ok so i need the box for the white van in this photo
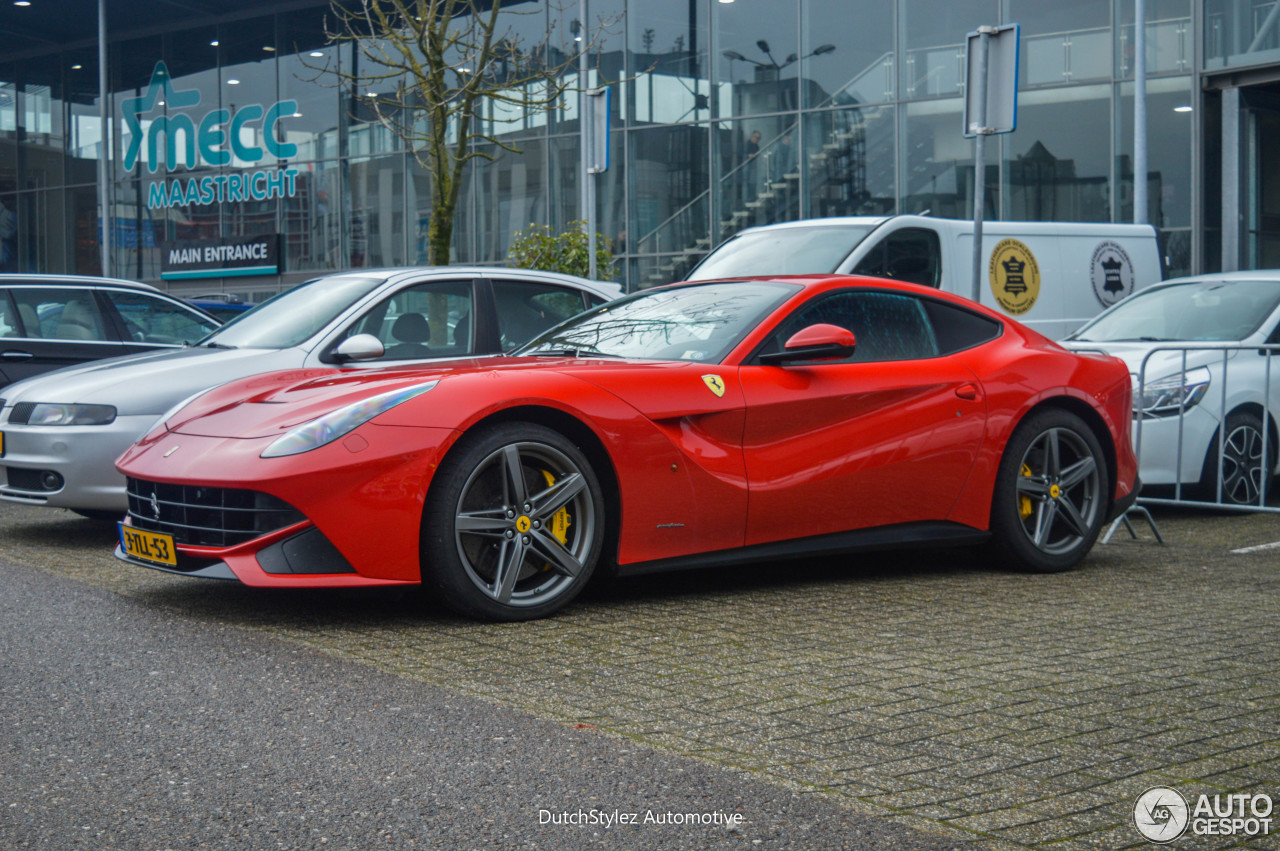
[686,215,1162,340]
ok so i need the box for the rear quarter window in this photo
[922,299,1002,355]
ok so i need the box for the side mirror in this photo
[758,323,856,366]
[330,333,386,363]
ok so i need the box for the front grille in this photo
[9,402,35,425]
[125,476,306,548]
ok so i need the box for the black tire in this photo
[422,422,605,621]
[1199,411,1272,507]
[987,409,1109,573]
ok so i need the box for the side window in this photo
[347,280,473,360]
[852,228,942,288]
[0,290,18,337]
[9,288,110,342]
[492,281,589,350]
[921,298,1002,354]
[760,291,940,363]
[103,291,220,345]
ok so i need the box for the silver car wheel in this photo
[1014,426,1103,556]
[452,439,599,609]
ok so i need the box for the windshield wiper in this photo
[200,341,237,349]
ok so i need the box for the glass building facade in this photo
[0,0,1274,298]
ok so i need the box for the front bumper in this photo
[1132,408,1218,486]
[0,415,155,511]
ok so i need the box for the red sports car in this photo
[116,276,1139,621]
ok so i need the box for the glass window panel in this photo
[346,279,473,358]
[903,99,993,218]
[805,105,896,218]
[348,154,407,267]
[278,17,341,163]
[103,290,219,344]
[901,0,995,99]
[803,0,892,108]
[1004,85,1111,222]
[1118,77,1192,230]
[1205,0,1280,69]
[629,121,709,286]
[11,286,107,341]
[629,0,710,126]
[717,2,798,118]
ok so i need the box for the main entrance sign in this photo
[123,62,300,210]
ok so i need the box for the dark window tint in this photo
[10,288,110,342]
[852,228,943,288]
[493,281,590,351]
[762,291,940,363]
[921,299,1002,354]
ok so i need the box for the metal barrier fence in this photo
[1132,343,1280,513]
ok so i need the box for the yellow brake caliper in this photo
[539,470,572,569]
[1019,464,1035,519]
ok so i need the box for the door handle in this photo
[955,383,979,400]
[0,350,33,361]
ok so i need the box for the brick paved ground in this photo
[2,501,1278,850]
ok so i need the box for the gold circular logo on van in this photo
[989,238,1040,316]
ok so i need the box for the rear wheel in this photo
[988,409,1108,573]
[1199,411,1272,506]
[422,422,604,621]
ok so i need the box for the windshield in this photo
[1072,279,1280,343]
[200,275,386,348]
[518,281,798,363]
[687,224,875,280]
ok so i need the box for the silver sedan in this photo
[0,267,621,518]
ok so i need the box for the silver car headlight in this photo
[1135,366,1211,417]
[25,403,117,426]
[261,380,439,458]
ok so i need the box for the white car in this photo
[0,267,621,519]
[1063,271,1280,506]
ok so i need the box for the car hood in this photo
[2,346,304,416]
[165,355,701,439]
[1061,341,1236,380]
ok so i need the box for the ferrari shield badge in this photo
[702,374,726,397]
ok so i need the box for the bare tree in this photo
[321,0,595,266]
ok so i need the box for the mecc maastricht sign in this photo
[123,61,300,210]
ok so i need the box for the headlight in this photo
[25,403,117,426]
[1135,366,1210,417]
[261,380,439,458]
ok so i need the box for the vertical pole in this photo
[1133,0,1148,224]
[97,0,110,277]
[1222,85,1240,272]
[579,0,598,279]
[969,28,990,304]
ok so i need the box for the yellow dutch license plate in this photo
[119,524,177,567]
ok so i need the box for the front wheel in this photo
[1199,411,1272,507]
[422,422,605,621]
[988,409,1109,573]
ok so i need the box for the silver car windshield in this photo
[200,275,387,348]
[1073,279,1280,343]
[687,225,874,280]
[518,281,798,363]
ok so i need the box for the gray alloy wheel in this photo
[1205,411,1271,506]
[424,422,604,620]
[989,409,1108,573]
